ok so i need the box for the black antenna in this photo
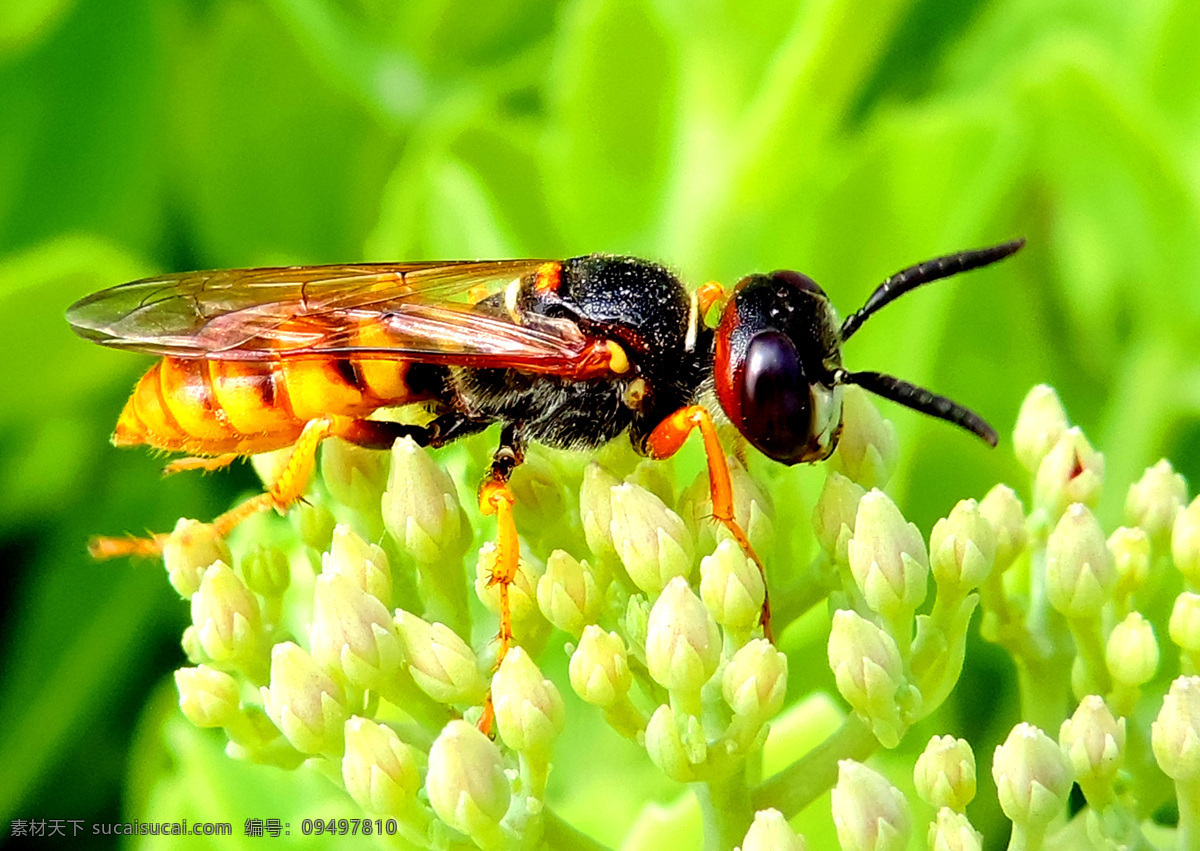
[840,238,1025,342]
[838,370,999,446]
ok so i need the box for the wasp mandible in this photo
[68,240,1022,657]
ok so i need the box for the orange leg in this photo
[646,405,772,641]
[162,453,239,476]
[88,418,334,560]
[476,481,521,736]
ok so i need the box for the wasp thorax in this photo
[713,271,843,465]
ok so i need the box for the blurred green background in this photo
[2,0,1199,847]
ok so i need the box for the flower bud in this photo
[1013,385,1069,474]
[700,539,766,635]
[827,609,916,748]
[297,501,336,553]
[722,638,788,724]
[978,484,1026,574]
[260,642,349,757]
[580,462,621,561]
[1059,695,1125,791]
[930,499,996,593]
[241,544,290,599]
[645,704,705,782]
[991,722,1073,829]
[1046,504,1115,619]
[381,436,469,565]
[309,572,403,689]
[1107,526,1150,606]
[394,610,487,705]
[680,456,775,556]
[569,626,632,707]
[646,577,720,696]
[1126,459,1187,547]
[831,386,899,490]
[846,490,929,622]
[536,549,602,636]
[914,735,976,812]
[190,561,264,667]
[1169,592,1200,654]
[831,760,911,851]
[509,451,569,544]
[342,717,423,816]
[813,472,866,563]
[492,647,565,760]
[1151,676,1200,781]
[426,720,510,845]
[163,519,231,597]
[927,808,982,851]
[474,541,543,626]
[609,482,694,594]
[321,436,389,519]
[1033,428,1104,519]
[739,808,806,851]
[1174,495,1200,586]
[324,524,392,606]
[1106,611,1159,687]
[175,664,241,728]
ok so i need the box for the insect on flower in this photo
[67,241,1022,662]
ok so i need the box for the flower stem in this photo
[696,766,752,851]
[751,713,877,816]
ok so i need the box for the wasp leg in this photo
[476,423,526,735]
[646,405,772,641]
[162,453,240,476]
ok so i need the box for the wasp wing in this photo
[67,261,593,373]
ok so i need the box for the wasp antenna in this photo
[840,370,998,446]
[840,238,1025,342]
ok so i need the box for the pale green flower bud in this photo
[1173,495,1200,586]
[324,524,392,606]
[991,722,1073,829]
[738,808,806,851]
[610,482,694,594]
[297,502,337,553]
[722,638,788,724]
[241,544,290,599]
[1046,504,1115,619]
[425,720,511,846]
[394,610,487,705]
[536,549,602,636]
[1034,428,1104,519]
[646,577,721,696]
[175,664,241,728]
[978,484,1026,574]
[1106,611,1159,687]
[1013,384,1069,474]
[580,462,621,561]
[190,561,264,667]
[163,519,232,598]
[250,446,290,489]
[569,626,632,707]
[927,808,983,851]
[700,538,765,635]
[831,759,911,851]
[930,499,996,593]
[341,717,423,817]
[623,594,651,658]
[1059,695,1125,792]
[1126,459,1187,547]
[492,647,565,757]
[812,472,866,563]
[321,436,389,519]
[381,436,469,565]
[832,385,899,490]
[1108,526,1150,605]
[914,735,976,811]
[474,541,543,626]
[509,451,568,540]
[846,490,929,622]
[827,609,916,748]
[260,641,349,756]
[1151,676,1200,781]
[309,572,403,689]
[1170,592,1200,654]
[645,704,705,782]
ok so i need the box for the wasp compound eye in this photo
[769,269,823,296]
[738,330,813,464]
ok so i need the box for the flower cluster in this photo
[162,384,1200,850]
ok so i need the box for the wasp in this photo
[68,240,1022,657]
